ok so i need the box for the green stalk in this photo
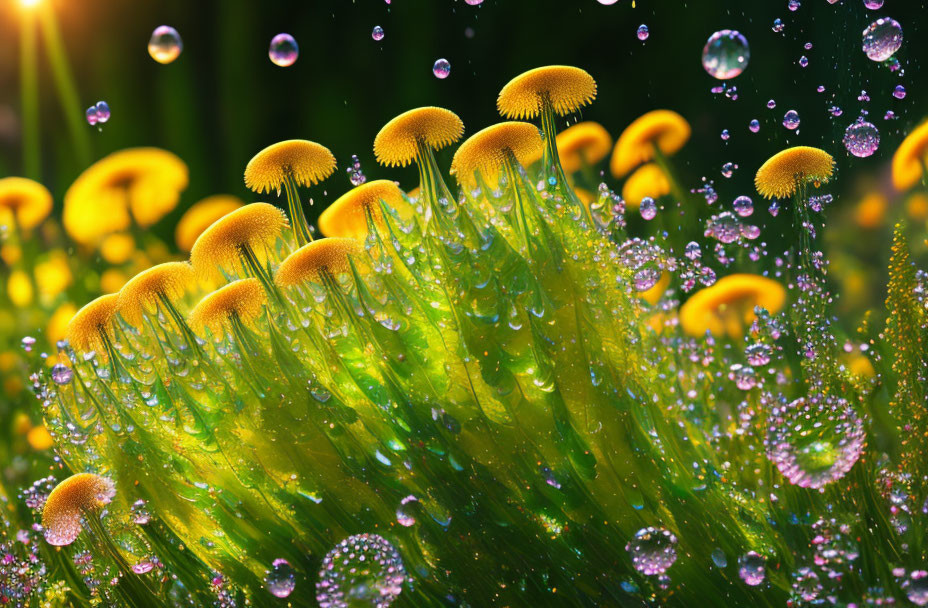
[283,172,313,246]
[20,8,40,179]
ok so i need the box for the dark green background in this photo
[0,0,925,238]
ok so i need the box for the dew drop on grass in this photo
[269,33,299,67]
[316,534,406,608]
[626,527,678,576]
[266,558,296,598]
[148,26,182,64]
[738,552,766,586]
[702,30,750,79]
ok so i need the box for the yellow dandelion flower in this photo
[853,193,888,229]
[66,293,120,353]
[64,148,188,244]
[374,107,464,168]
[189,278,267,334]
[0,177,52,230]
[35,251,73,299]
[244,140,337,194]
[117,262,196,325]
[99,233,136,265]
[7,270,33,307]
[27,425,54,450]
[555,122,612,173]
[680,274,786,340]
[42,473,115,546]
[189,203,288,279]
[621,163,671,211]
[47,303,77,346]
[450,122,543,189]
[318,180,407,239]
[754,146,835,200]
[276,238,364,286]
[175,195,244,252]
[497,66,597,119]
[892,122,928,191]
[611,110,691,178]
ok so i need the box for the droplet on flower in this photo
[316,534,406,608]
[862,18,902,62]
[782,110,800,130]
[702,30,750,80]
[432,58,451,79]
[372,26,385,41]
[266,559,296,598]
[637,25,649,41]
[843,119,880,158]
[626,527,678,576]
[148,26,182,64]
[269,33,299,67]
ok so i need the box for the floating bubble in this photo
[637,25,649,41]
[316,534,406,608]
[782,110,800,130]
[721,162,737,178]
[711,548,728,568]
[640,197,657,220]
[269,33,299,67]
[51,363,73,385]
[633,267,661,292]
[148,26,182,64]
[904,571,928,606]
[772,18,785,33]
[749,119,760,133]
[372,26,385,41]
[465,0,484,4]
[266,559,296,598]
[791,567,822,603]
[721,129,730,141]
[738,552,766,586]
[798,55,809,68]
[843,120,880,158]
[597,0,619,4]
[626,527,678,576]
[893,84,906,99]
[702,30,750,80]
[733,196,753,217]
[767,99,776,109]
[433,58,451,79]
[862,18,902,62]
[788,0,800,9]
[684,241,702,260]
[396,495,420,527]
[745,343,772,366]
[863,0,883,8]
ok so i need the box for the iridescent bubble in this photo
[730,364,757,390]
[640,197,657,220]
[266,559,296,598]
[843,120,880,158]
[684,241,702,260]
[767,99,776,109]
[597,0,619,4]
[738,552,766,586]
[721,129,730,141]
[269,33,299,67]
[396,495,420,527]
[633,267,661,292]
[372,26,385,41]
[788,0,800,9]
[749,119,760,133]
[893,84,906,99]
[862,18,902,62]
[733,195,753,217]
[465,0,484,4]
[904,571,928,606]
[772,18,785,33]
[85,107,98,126]
[316,534,406,608]
[148,26,182,64]
[711,548,728,568]
[745,343,772,366]
[131,559,154,574]
[94,101,110,123]
[863,0,884,8]
[51,363,73,385]
[432,58,451,79]
[798,55,808,67]
[721,162,737,178]
[702,30,750,79]
[791,567,822,603]
[782,110,800,130]
[626,527,678,576]
[637,25,649,41]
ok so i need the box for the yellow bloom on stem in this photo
[175,195,244,252]
[611,110,691,178]
[0,176,52,230]
[853,193,888,229]
[554,121,612,173]
[318,180,406,239]
[622,163,671,211]
[189,203,288,279]
[680,274,786,339]
[189,278,267,334]
[450,122,544,189]
[892,122,928,191]
[66,293,119,353]
[374,107,464,168]
[244,140,336,194]
[64,148,188,244]
[42,473,115,546]
[754,146,834,200]
[7,270,33,307]
[497,66,597,120]
[117,262,196,325]
[99,233,136,265]
[276,238,364,286]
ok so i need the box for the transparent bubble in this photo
[738,552,766,586]
[396,495,420,527]
[702,30,750,80]
[131,499,151,525]
[798,55,809,68]
[94,101,110,123]
[148,26,182,64]
[465,0,484,4]
[640,197,657,220]
[597,0,619,3]
[711,548,727,568]
[904,570,928,606]
[432,58,451,79]
[788,0,801,9]
[316,534,406,608]
[843,120,880,158]
[684,241,702,260]
[720,129,730,141]
[749,119,760,133]
[51,363,73,385]
[863,0,884,7]
[862,18,902,62]
[266,559,296,598]
[372,26,385,41]
[269,33,299,67]
[721,162,737,178]
[745,343,772,366]
[733,195,753,217]
[791,567,822,602]
[893,84,906,99]
[782,110,800,130]
[626,527,677,576]
[767,99,776,109]
[637,25,649,41]
[772,18,785,33]
[633,267,661,292]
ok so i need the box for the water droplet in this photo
[148,26,182,64]
[749,119,760,133]
[637,24,649,41]
[266,559,296,598]
[372,26,385,41]
[721,162,738,178]
[904,571,928,606]
[738,552,766,586]
[640,197,657,220]
[720,129,730,141]
[269,33,299,67]
[782,110,800,130]
[396,495,420,527]
[626,527,678,576]
[767,99,776,109]
[788,0,801,9]
[465,0,484,4]
[798,55,809,67]
[51,363,73,385]
[685,241,702,260]
[711,548,728,568]
[131,499,150,525]
[94,101,110,123]
[862,17,902,62]
[863,0,884,8]
[732,195,754,217]
[843,119,880,157]
[772,18,785,33]
[316,534,406,608]
[702,30,750,80]
[893,84,906,99]
[432,58,451,79]
[633,267,661,292]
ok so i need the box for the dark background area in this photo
[0,0,925,239]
